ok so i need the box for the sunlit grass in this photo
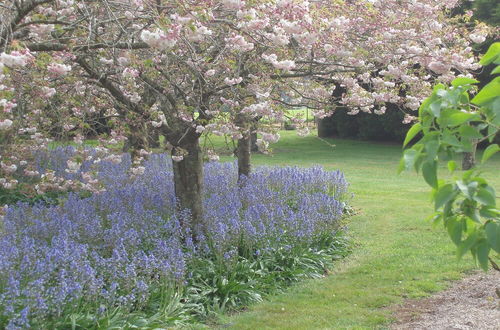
[213,130,500,329]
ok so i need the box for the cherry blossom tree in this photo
[0,0,489,228]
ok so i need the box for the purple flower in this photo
[0,151,348,327]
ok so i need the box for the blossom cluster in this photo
[0,151,348,328]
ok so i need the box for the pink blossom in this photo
[41,87,57,98]
[428,61,450,75]
[187,25,213,42]
[0,52,29,67]
[30,24,54,38]
[226,35,254,52]
[273,60,296,71]
[0,119,13,130]
[469,33,486,44]
[47,63,72,76]
[117,57,129,66]
[255,139,269,153]
[205,69,216,77]
[261,132,280,143]
[122,68,139,78]
[130,166,146,176]
[1,163,17,174]
[221,0,245,10]
[403,114,417,124]
[140,29,177,50]
[0,99,17,112]
[224,77,243,86]
[374,106,386,115]
[297,127,310,137]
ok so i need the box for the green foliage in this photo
[401,42,500,270]
[0,186,66,206]
[47,286,195,329]
[185,233,349,321]
[472,0,500,26]
[46,233,350,329]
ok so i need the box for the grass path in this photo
[214,131,499,329]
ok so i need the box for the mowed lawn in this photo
[209,130,500,329]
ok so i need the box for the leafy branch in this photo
[400,42,500,270]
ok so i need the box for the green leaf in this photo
[457,230,478,259]
[487,126,498,142]
[456,180,478,199]
[418,95,434,118]
[485,222,500,253]
[451,77,479,87]
[426,212,442,227]
[459,139,473,153]
[473,187,496,206]
[459,125,483,139]
[424,139,440,161]
[472,77,500,105]
[429,101,442,117]
[403,123,422,147]
[447,217,463,246]
[397,157,405,174]
[433,83,446,92]
[480,206,500,219]
[435,184,456,210]
[442,131,461,147]
[481,144,500,164]
[479,42,500,66]
[422,160,438,188]
[448,112,479,126]
[447,160,456,173]
[401,149,418,172]
[476,241,490,271]
[492,65,500,75]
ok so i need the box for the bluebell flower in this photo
[0,151,348,327]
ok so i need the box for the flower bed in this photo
[0,152,349,329]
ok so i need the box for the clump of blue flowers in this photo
[0,150,349,329]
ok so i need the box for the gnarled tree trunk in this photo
[171,137,204,228]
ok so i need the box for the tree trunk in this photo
[250,116,261,153]
[462,145,477,170]
[462,138,478,170]
[172,138,204,229]
[237,131,252,179]
[236,114,252,179]
[250,131,258,152]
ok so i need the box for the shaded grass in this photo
[211,130,500,329]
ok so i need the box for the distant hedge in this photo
[318,104,410,142]
[318,104,500,147]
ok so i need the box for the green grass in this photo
[207,130,500,329]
